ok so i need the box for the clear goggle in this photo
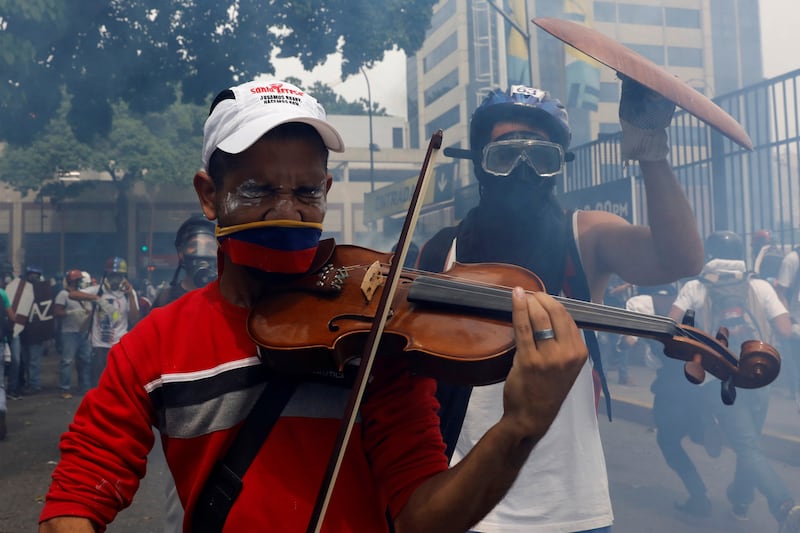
[481,139,565,177]
[183,233,218,257]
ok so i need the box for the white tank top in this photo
[447,213,613,532]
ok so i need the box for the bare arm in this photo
[68,289,99,302]
[394,289,588,532]
[772,312,793,340]
[583,161,703,292]
[39,516,95,532]
[775,285,790,311]
[668,304,687,324]
[122,280,139,326]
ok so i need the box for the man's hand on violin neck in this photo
[502,288,588,441]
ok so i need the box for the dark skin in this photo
[40,131,588,533]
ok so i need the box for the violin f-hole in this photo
[328,310,394,332]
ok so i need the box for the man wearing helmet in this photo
[70,256,139,387]
[54,269,93,398]
[153,214,218,308]
[419,78,704,532]
[669,232,800,529]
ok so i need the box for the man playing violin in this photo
[418,79,704,532]
[39,79,591,532]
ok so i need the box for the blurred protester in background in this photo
[153,214,217,309]
[54,269,93,399]
[70,257,139,387]
[600,275,633,385]
[17,266,54,395]
[671,231,800,530]
[776,242,800,411]
[0,274,12,439]
[5,268,34,399]
[623,283,717,517]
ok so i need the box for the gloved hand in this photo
[618,73,675,162]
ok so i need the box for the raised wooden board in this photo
[532,17,753,150]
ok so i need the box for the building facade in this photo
[406,0,764,220]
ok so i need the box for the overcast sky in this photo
[272,1,800,119]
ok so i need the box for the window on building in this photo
[618,3,663,25]
[424,68,459,106]
[392,127,403,149]
[594,1,616,22]
[427,0,456,37]
[668,46,703,68]
[626,43,664,64]
[599,81,619,103]
[423,32,458,73]
[426,105,460,138]
[665,7,701,28]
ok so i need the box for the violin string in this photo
[410,275,722,352]
[355,263,729,358]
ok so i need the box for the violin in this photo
[248,241,781,404]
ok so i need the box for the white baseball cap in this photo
[201,79,345,170]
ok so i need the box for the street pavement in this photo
[2,352,799,532]
[601,363,800,532]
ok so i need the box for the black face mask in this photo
[183,256,218,288]
[477,163,557,222]
[458,162,566,293]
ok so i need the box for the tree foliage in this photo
[0,98,205,197]
[284,77,387,116]
[0,0,431,144]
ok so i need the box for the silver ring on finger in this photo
[533,328,556,341]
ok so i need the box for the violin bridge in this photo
[361,260,385,302]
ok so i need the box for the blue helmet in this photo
[470,85,571,157]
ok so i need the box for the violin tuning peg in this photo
[721,376,736,405]
[715,326,730,347]
[683,354,705,384]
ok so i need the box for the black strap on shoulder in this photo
[418,225,474,461]
[191,378,298,533]
[416,226,459,273]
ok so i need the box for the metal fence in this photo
[563,68,800,258]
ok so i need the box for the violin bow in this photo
[306,129,444,533]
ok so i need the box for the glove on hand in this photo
[618,73,675,161]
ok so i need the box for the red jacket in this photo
[41,282,448,532]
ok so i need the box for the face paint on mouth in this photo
[216,220,323,274]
